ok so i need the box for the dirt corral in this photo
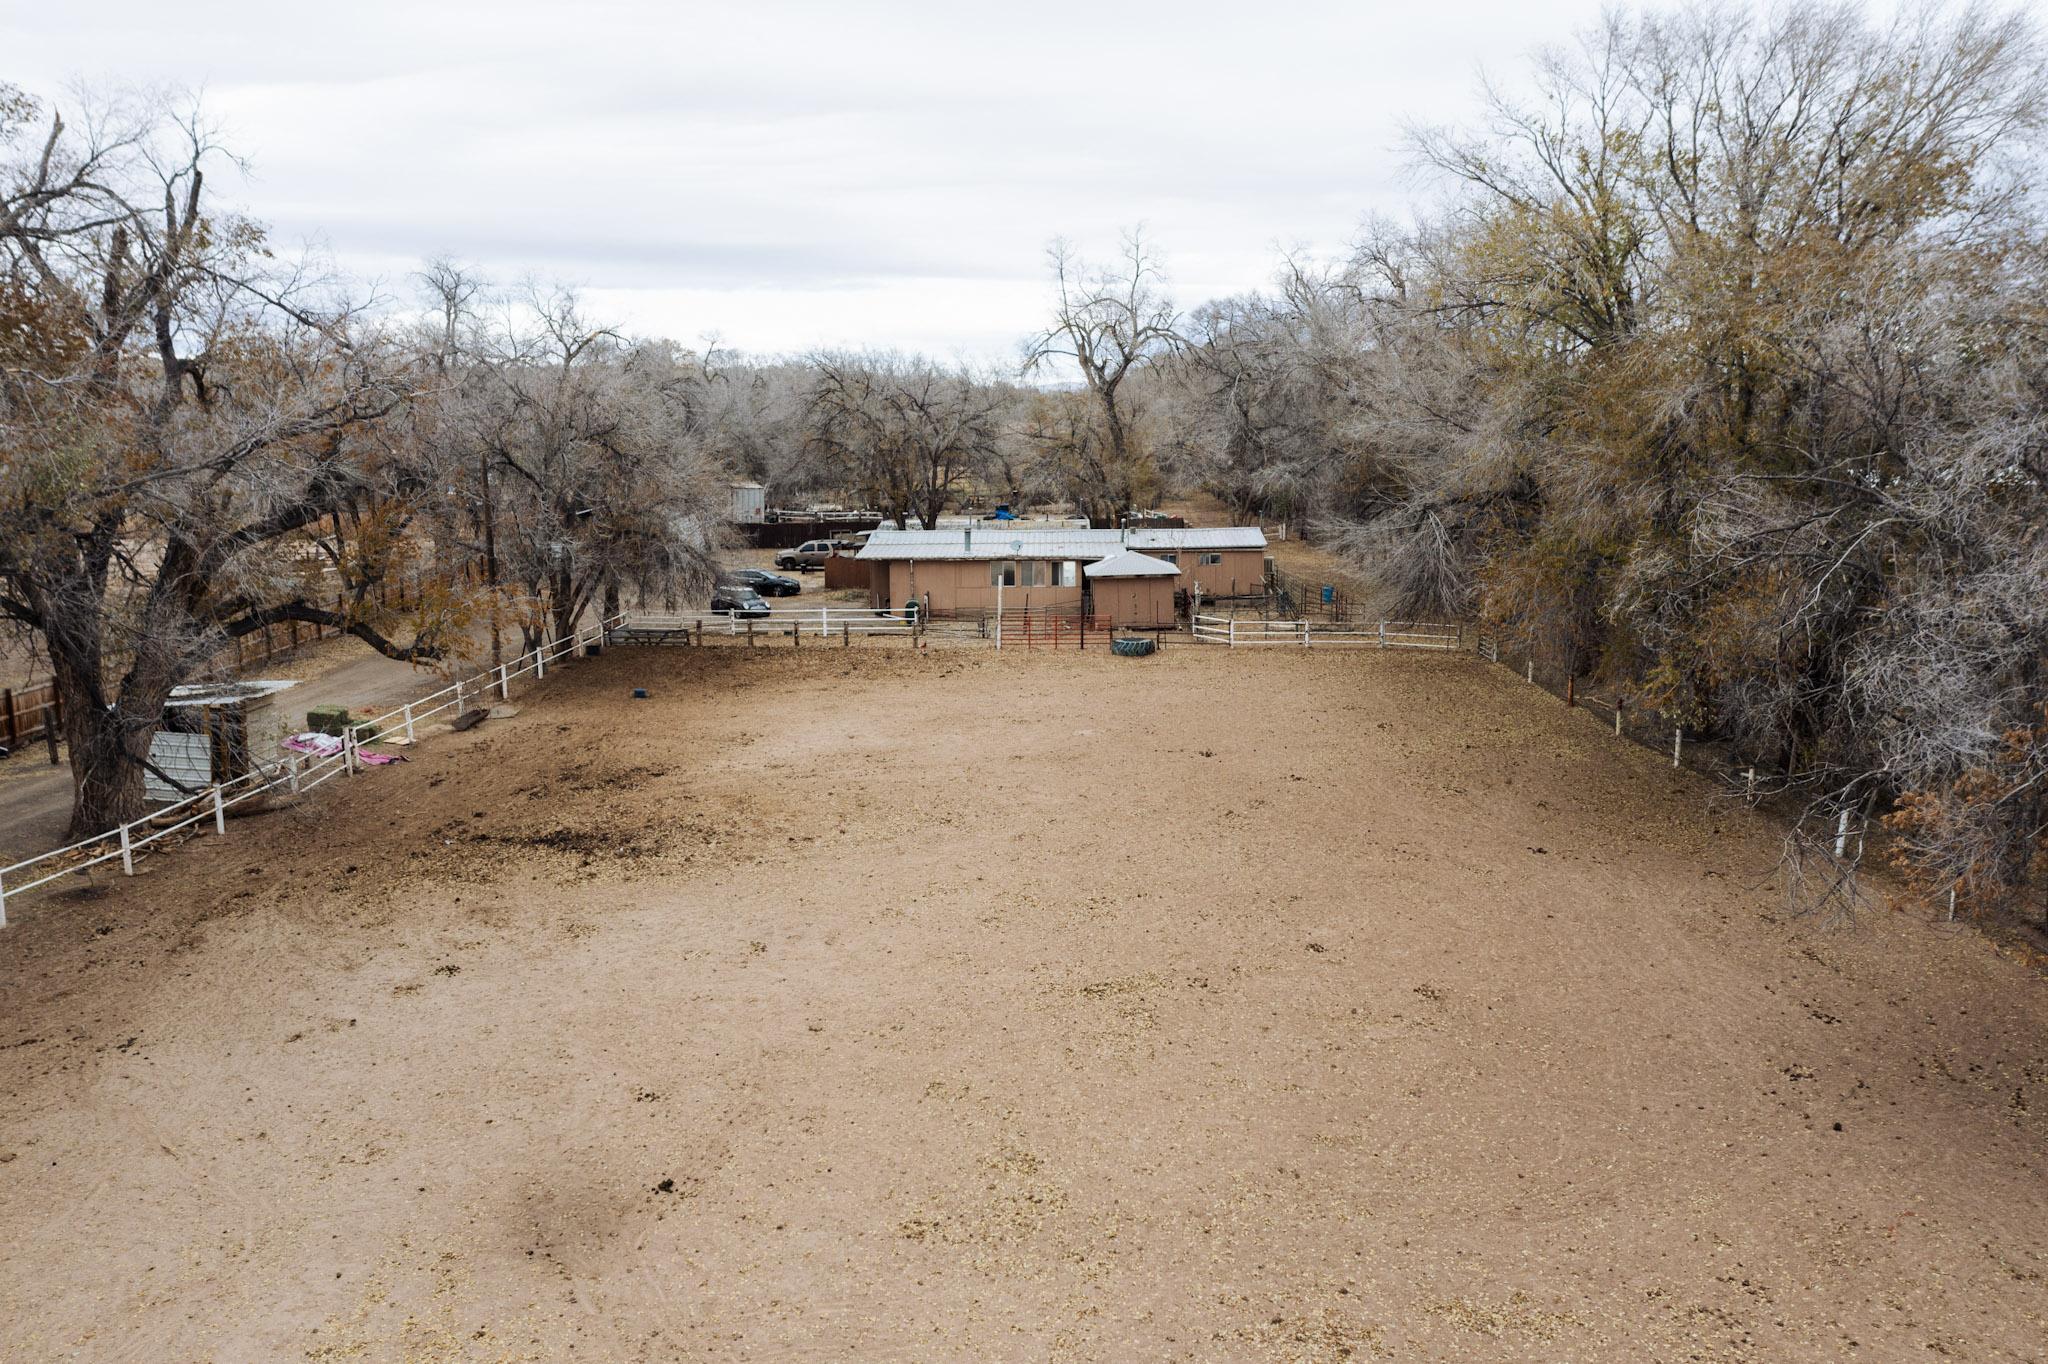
[1,645,2044,1361]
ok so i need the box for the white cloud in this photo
[5,0,1616,362]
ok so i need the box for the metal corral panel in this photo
[145,731,212,803]
[856,526,1266,562]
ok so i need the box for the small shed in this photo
[1083,549,1179,627]
[146,679,299,803]
[728,481,766,523]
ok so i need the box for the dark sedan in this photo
[709,585,773,618]
[720,568,802,597]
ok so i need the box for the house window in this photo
[1155,552,1179,565]
[1059,561,1078,587]
[992,560,1048,587]
[1198,552,1222,566]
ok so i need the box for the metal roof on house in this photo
[854,526,1266,562]
[1082,549,1180,578]
[165,679,300,708]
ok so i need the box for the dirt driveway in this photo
[0,646,2043,1361]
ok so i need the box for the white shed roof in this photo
[855,526,1265,562]
[1083,549,1180,578]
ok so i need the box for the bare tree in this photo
[803,351,1002,528]
[1023,228,1183,526]
[0,86,441,836]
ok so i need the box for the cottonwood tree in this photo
[802,351,1003,528]
[0,86,453,837]
[1286,2,2048,914]
[455,286,720,646]
[1023,229,1183,526]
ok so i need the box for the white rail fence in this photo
[614,606,920,641]
[0,616,622,927]
[1192,615,1463,650]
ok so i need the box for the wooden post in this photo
[746,619,756,647]
[1565,675,1575,707]
[695,621,703,647]
[213,784,226,834]
[792,620,800,648]
[1526,659,1534,683]
[44,686,59,763]
[2,687,15,750]
[842,623,850,648]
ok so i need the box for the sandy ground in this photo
[1,644,2045,1362]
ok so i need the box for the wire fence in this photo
[1469,630,1791,799]
[0,616,621,927]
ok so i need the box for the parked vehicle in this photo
[775,539,838,571]
[709,585,772,617]
[720,568,801,597]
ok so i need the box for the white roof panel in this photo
[854,526,1266,562]
[1083,549,1180,578]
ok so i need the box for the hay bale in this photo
[306,704,353,736]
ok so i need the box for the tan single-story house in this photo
[854,525,1268,619]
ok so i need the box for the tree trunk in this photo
[53,649,171,839]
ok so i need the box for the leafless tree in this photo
[0,85,438,836]
[1023,228,1183,526]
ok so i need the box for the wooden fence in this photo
[0,682,60,754]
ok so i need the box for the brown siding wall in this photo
[865,547,1266,614]
[1088,577,1177,626]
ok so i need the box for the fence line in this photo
[0,615,622,928]
[1191,615,1463,651]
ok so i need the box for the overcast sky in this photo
[7,0,1618,364]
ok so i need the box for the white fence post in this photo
[345,734,358,777]
[289,755,302,795]
[820,606,830,639]
[403,702,415,743]
[1228,619,1237,647]
[1378,621,1386,649]
[1833,808,1852,860]
[120,821,134,874]
[1301,620,1311,648]
[212,785,226,835]
[497,663,509,700]
[0,877,6,929]
[1672,726,1682,768]
[536,640,546,680]
[1526,659,1535,683]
